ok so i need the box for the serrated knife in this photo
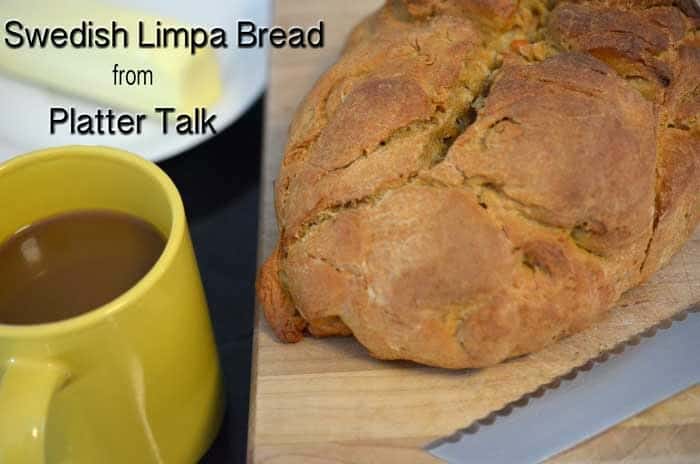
[426,304,700,464]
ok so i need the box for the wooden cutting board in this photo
[249,1,700,462]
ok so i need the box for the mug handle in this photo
[0,359,69,463]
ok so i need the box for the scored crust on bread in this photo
[257,0,700,368]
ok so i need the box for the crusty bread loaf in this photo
[257,0,700,368]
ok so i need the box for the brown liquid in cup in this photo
[0,210,166,325]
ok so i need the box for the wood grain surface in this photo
[250,1,700,462]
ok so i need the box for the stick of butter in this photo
[0,0,222,113]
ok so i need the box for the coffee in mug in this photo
[0,146,223,463]
[0,209,166,325]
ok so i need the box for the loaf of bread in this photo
[257,0,700,368]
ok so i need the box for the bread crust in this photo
[257,0,700,368]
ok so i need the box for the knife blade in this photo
[426,304,700,464]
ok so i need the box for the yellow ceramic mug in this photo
[0,146,223,463]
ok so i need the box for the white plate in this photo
[0,0,270,163]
